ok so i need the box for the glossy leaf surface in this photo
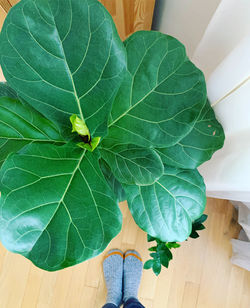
[0,0,126,137]
[0,82,18,99]
[107,31,207,147]
[0,143,122,271]
[124,166,206,242]
[0,94,64,167]
[156,100,225,169]
[100,142,163,185]
[99,159,126,203]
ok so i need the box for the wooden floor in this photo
[0,0,156,41]
[0,198,249,308]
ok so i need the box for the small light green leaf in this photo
[90,137,101,151]
[70,114,90,138]
[0,0,126,137]
[123,166,206,242]
[0,93,64,167]
[166,242,181,249]
[100,142,164,185]
[107,31,207,148]
[0,143,122,271]
[77,137,101,152]
[156,100,225,169]
[77,142,92,151]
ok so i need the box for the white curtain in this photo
[154,0,250,270]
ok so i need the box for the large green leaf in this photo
[0,94,64,167]
[0,82,18,99]
[100,142,164,185]
[123,166,206,242]
[156,100,225,169]
[107,31,207,148]
[0,0,126,137]
[0,143,122,271]
[99,159,126,203]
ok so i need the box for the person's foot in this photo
[103,249,123,306]
[123,250,143,303]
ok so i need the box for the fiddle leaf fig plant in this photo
[0,0,224,273]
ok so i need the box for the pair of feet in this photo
[103,249,143,306]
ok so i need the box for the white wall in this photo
[153,0,221,57]
[193,0,250,78]
[154,0,250,78]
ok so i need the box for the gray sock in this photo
[103,249,123,306]
[123,250,143,303]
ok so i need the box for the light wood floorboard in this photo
[0,199,250,307]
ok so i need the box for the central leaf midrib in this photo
[156,179,191,221]
[46,2,84,122]
[29,150,86,256]
[108,57,187,129]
